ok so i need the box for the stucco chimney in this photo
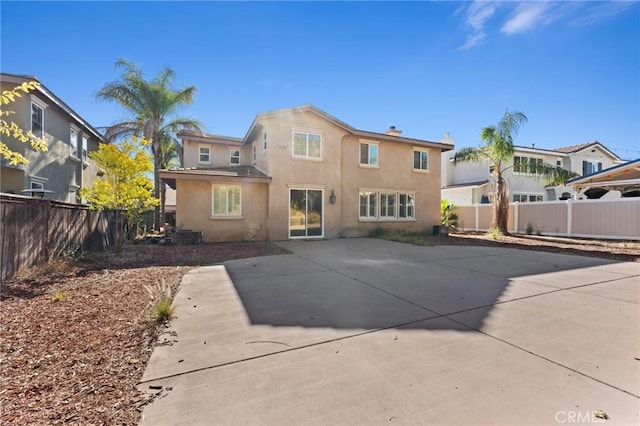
[385,125,403,136]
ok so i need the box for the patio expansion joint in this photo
[139,253,639,394]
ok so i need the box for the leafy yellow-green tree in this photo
[80,136,159,251]
[1,81,48,165]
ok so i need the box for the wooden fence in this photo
[455,198,640,240]
[0,194,114,282]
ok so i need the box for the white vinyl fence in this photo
[455,198,640,240]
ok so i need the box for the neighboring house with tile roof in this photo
[160,105,453,242]
[441,141,624,205]
[1,73,105,203]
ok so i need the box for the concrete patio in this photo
[138,238,639,425]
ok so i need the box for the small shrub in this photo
[152,298,175,323]
[51,290,65,302]
[490,227,503,240]
[535,226,542,236]
[440,200,458,231]
[525,222,533,235]
[144,278,175,322]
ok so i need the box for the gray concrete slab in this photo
[139,238,640,425]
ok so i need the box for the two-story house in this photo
[1,73,105,203]
[441,141,623,205]
[160,105,453,242]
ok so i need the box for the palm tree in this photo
[97,59,202,228]
[455,110,528,234]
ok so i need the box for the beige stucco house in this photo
[1,73,105,203]
[441,141,624,205]
[160,105,454,242]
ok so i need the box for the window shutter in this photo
[598,162,602,172]
[582,160,587,176]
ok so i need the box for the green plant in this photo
[144,278,175,322]
[535,226,542,236]
[370,227,388,238]
[525,222,533,235]
[152,298,174,323]
[440,200,458,231]
[490,227,503,240]
[51,290,65,302]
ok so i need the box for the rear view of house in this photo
[160,105,453,242]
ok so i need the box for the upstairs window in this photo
[229,149,240,165]
[413,149,429,171]
[360,142,378,166]
[582,160,602,176]
[514,156,543,174]
[199,146,211,164]
[263,132,268,151]
[253,144,257,162]
[70,127,79,158]
[293,131,322,159]
[82,135,88,161]
[31,102,44,138]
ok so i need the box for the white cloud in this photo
[459,1,499,50]
[571,1,638,27]
[456,1,637,50]
[501,2,553,35]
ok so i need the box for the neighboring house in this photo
[1,73,105,203]
[441,141,623,205]
[568,158,640,199]
[160,105,453,242]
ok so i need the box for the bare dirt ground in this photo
[1,235,637,425]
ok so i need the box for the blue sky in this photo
[2,1,639,159]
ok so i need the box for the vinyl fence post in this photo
[514,202,519,234]
[475,204,479,231]
[567,199,572,237]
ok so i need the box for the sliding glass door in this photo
[289,189,323,238]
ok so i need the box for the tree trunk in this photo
[491,169,510,235]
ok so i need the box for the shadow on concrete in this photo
[225,238,625,331]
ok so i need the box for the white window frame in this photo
[514,155,543,175]
[211,184,242,217]
[29,177,46,199]
[198,145,211,164]
[513,193,544,203]
[359,190,415,221]
[82,134,88,161]
[359,141,379,167]
[413,148,429,172]
[252,144,257,162]
[229,148,241,165]
[263,132,268,151]
[292,131,322,160]
[359,191,378,220]
[31,101,45,139]
[70,126,79,159]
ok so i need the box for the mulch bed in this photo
[435,232,640,263]
[1,235,637,424]
[0,242,284,425]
